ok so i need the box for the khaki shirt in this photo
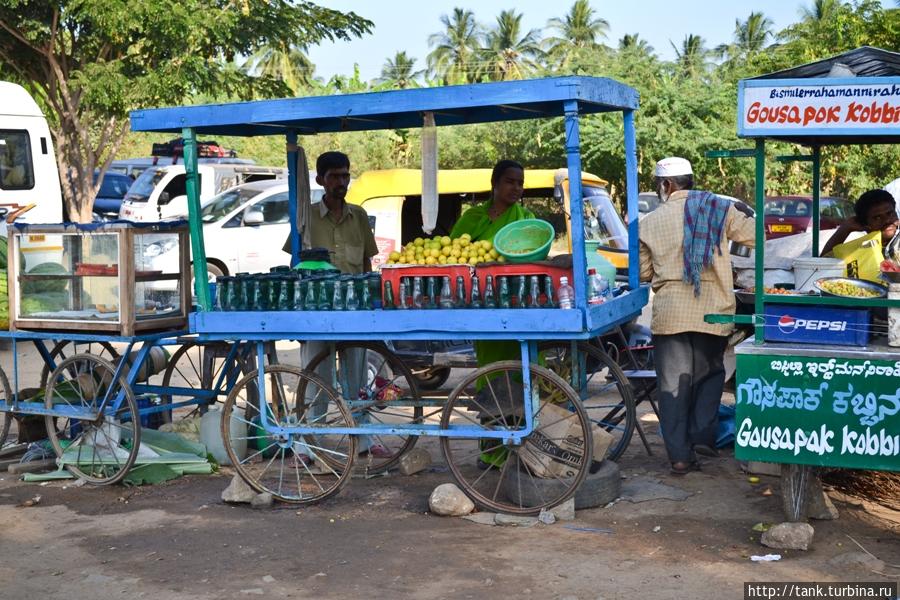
[285,201,378,274]
[638,190,756,336]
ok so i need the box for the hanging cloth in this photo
[421,112,438,235]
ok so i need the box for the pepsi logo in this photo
[778,315,797,334]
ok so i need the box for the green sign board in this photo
[735,354,900,471]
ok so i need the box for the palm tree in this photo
[618,34,655,56]
[716,12,774,59]
[671,34,710,79]
[244,42,314,93]
[546,0,609,52]
[427,8,482,85]
[375,51,424,89]
[800,0,843,21]
[479,9,545,81]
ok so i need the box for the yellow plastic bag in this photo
[833,231,883,282]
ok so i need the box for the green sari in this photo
[451,201,535,370]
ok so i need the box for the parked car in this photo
[637,192,659,219]
[144,177,322,282]
[108,156,256,180]
[92,169,133,218]
[764,195,852,239]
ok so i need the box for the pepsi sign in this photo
[764,304,868,346]
[776,314,848,335]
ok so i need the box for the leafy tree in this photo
[545,0,609,69]
[0,0,371,222]
[618,34,655,56]
[716,12,774,60]
[375,51,425,89]
[671,34,711,79]
[244,43,315,94]
[427,8,482,85]
[479,9,544,81]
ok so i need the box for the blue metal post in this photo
[623,110,639,291]
[563,99,587,310]
[286,132,301,267]
[183,127,211,310]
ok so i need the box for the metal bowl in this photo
[814,277,887,299]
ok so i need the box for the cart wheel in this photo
[0,366,12,448]
[413,367,452,391]
[39,340,120,389]
[159,342,250,422]
[43,354,140,485]
[440,360,592,515]
[306,342,422,473]
[538,342,636,462]
[221,365,357,504]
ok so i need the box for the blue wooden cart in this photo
[126,76,649,514]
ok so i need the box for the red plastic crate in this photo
[476,262,573,308]
[380,264,475,308]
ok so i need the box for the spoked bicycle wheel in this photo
[43,354,140,485]
[39,340,119,389]
[221,365,357,504]
[0,366,12,448]
[159,341,250,422]
[306,342,422,473]
[539,341,636,462]
[440,360,592,515]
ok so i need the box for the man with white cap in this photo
[639,157,755,475]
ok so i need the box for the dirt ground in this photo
[1,397,898,600]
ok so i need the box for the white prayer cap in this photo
[885,177,900,204]
[654,157,693,177]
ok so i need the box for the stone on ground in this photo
[429,483,474,516]
[761,522,815,551]
[250,492,274,508]
[398,448,432,476]
[494,514,539,527]
[550,497,576,521]
[222,474,257,504]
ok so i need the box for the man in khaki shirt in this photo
[639,157,755,475]
[290,152,389,459]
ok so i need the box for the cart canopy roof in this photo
[738,46,900,146]
[130,76,638,137]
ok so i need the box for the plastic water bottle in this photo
[587,268,605,305]
[558,276,575,309]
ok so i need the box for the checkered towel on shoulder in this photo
[683,190,730,296]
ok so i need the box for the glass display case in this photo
[9,222,190,335]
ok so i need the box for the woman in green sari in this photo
[451,160,534,369]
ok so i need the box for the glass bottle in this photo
[317,280,330,311]
[247,278,262,311]
[483,275,496,308]
[398,279,408,309]
[383,280,395,310]
[470,274,482,308]
[292,277,304,311]
[454,275,467,308]
[515,275,526,308]
[498,276,511,309]
[412,276,424,309]
[344,279,359,310]
[277,275,291,310]
[304,278,317,311]
[360,279,372,310]
[528,275,540,308]
[425,276,437,309]
[332,279,344,310]
[544,275,556,308]
[438,276,454,309]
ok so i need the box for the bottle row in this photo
[384,274,574,309]
[215,270,382,311]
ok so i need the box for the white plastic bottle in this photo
[587,268,605,305]
[557,276,575,309]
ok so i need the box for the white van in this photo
[0,82,64,267]
[118,163,287,222]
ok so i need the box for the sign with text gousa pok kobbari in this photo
[734,354,900,471]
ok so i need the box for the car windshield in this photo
[96,174,132,198]
[765,198,812,218]
[126,168,166,202]
[584,185,628,249]
[201,187,269,223]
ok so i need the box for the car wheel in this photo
[413,367,451,390]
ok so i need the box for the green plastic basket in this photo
[493,218,554,263]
